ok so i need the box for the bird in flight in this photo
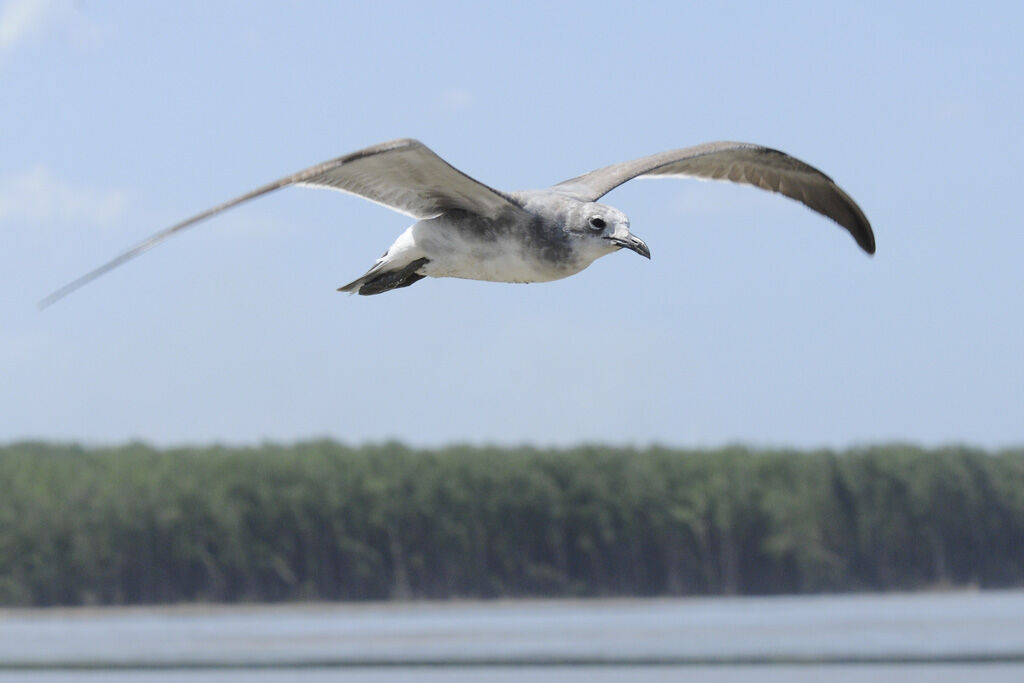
[40,138,873,307]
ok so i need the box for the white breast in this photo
[405,220,582,284]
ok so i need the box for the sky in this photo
[2,1,1022,449]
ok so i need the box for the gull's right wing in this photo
[40,138,523,308]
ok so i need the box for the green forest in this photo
[1,442,1022,607]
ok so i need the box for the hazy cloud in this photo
[0,165,128,228]
[438,88,474,112]
[0,0,100,53]
[0,0,58,50]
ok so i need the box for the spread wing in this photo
[552,142,874,254]
[40,138,522,308]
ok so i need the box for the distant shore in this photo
[2,442,1022,608]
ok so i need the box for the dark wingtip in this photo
[831,184,875,256]
[857,227,876,256]
[856,218,876,256]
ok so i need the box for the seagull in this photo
[40,138,873,307]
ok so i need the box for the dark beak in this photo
[606,234,651,259]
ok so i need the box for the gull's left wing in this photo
[551,142,874,254]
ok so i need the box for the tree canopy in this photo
[1,442,1021,606]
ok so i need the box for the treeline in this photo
[0,442,1022,607]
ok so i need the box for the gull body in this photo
[41,139,873,307]
[348,194,636,293]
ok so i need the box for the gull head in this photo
[566,202,650,264]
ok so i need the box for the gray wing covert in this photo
[295,138,519,220]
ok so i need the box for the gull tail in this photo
[338,257,430,296]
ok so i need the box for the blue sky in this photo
[2,1,1021,448]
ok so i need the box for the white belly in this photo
[392,220,582,284]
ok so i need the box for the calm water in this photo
[2,667,1024,683]
[2,591,1023,681]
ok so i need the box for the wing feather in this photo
[552,142,874,254]
[40,139,520,308]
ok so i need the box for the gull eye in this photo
[588,217,606,231]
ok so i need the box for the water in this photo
[2,667,1024,683]
[2,591,1023,681]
